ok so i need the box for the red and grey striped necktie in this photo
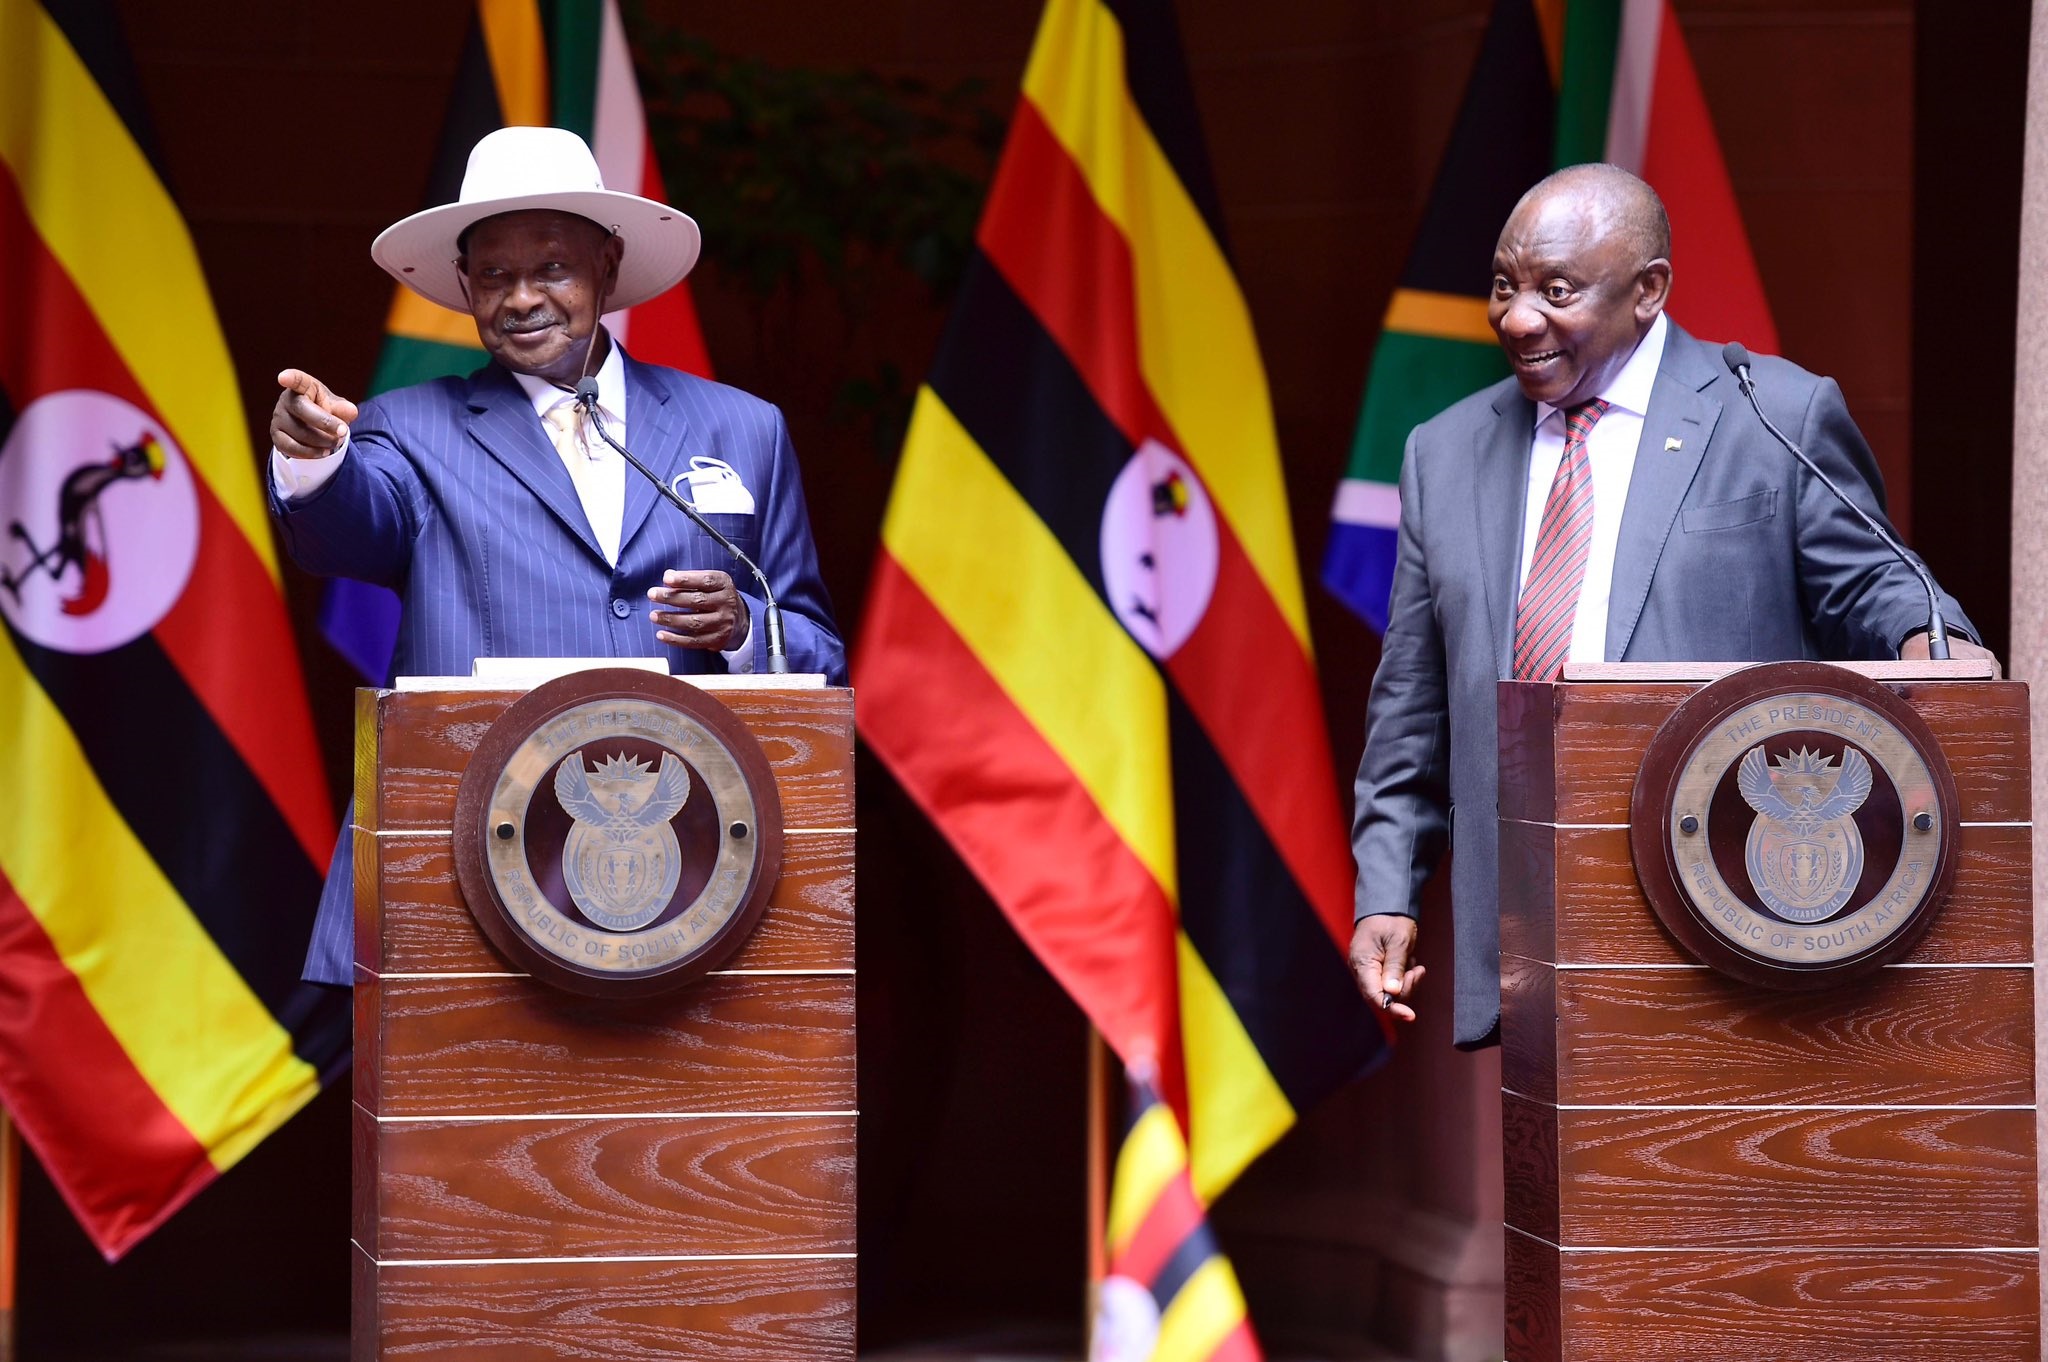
[1512,398,1611,680]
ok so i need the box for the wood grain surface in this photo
[1504,1228,1561,1362]
[359,829,854,976]
[360,687,855,832]
[357,973,856,1118]
[1500,954,1559,1104]
[1498,679,2033,1359]
[1503,1091,1559,1244]
[1499,679,2028,827]
[1530,683,1693,826]
[354,686,381,834]
[1553,1105,2035,1249]
[1552,966,2034,1107]
[1497,814,1559,966]
[1498,680,1561,827]
[356,1247,855,1360]
[1499,821,2032,969]
[355,683,859,1357]
[1549,1246,2038,1360]
[358,1113,854,1259]
[353,1101,378,1255]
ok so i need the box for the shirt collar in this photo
[513,329,626,425]
[1533,310,1668,429]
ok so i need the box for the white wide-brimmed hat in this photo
[371,126,701,313]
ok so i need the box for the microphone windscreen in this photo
[574,376,601,405]
[1722,342,1752,375]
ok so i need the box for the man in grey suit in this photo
[1347,164,1989,1048]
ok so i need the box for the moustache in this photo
[500,314,565,335]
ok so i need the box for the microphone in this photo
[1719,343,1950,662]
[574,376,791,674]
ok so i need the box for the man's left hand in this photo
[650,570,747,652]
[1899,631,1999,670]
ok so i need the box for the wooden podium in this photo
[349,680,856,1359]
[1498,662,2036,1360]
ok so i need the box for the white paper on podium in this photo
[391,658,827,691]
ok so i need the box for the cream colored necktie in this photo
[541,398,625,565]
[544,400,596,462]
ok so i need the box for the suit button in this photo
[610,598,631,619]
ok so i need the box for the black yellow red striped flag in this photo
[0,0,347,1258]
[855,0,1388,1217]
[1091,1075,1260,1361]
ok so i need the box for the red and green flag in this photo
[0,0,347,1258]
[856,2,1389,1335]
[322,0,713,681]
[1322,0,1778,632]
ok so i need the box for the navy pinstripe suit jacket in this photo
[273,351,845,984]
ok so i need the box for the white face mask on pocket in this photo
[681,456,755,514]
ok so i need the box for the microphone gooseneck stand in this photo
[1719,342,1950,661]
[574,376,791,673]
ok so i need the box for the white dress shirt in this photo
[1513,311,1669,664]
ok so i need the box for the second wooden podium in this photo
[1499,661,2036,1361]
[348,674,856,1360]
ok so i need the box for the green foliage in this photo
[627,15,1007,304]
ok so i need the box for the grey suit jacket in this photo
[1350,324,1974,1047]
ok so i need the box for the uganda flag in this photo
[1090,1076,1260,1362]
[1322,0,1777,633]
[0,0,347,1258]
[856,0,1389,1212]
[322,0,713,682]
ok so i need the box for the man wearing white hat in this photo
[268,126,844,986]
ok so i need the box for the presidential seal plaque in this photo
[451,668,784,997]
[1629,662,1959,988]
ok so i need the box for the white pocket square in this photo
[681,457,755,515]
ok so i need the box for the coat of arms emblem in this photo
[454,671,784,997]
[553,750,692,931]
[1737,744,1873,923]
[1632,665,1955,987]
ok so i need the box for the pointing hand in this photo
[271,369,361,459]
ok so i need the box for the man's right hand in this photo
[272,369,360,459]
[1349,913,1425,1023]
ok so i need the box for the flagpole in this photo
[1084,1027,1110,1353]
[0,1111,18,1360]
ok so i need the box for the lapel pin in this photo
[1664,436,1684,453]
